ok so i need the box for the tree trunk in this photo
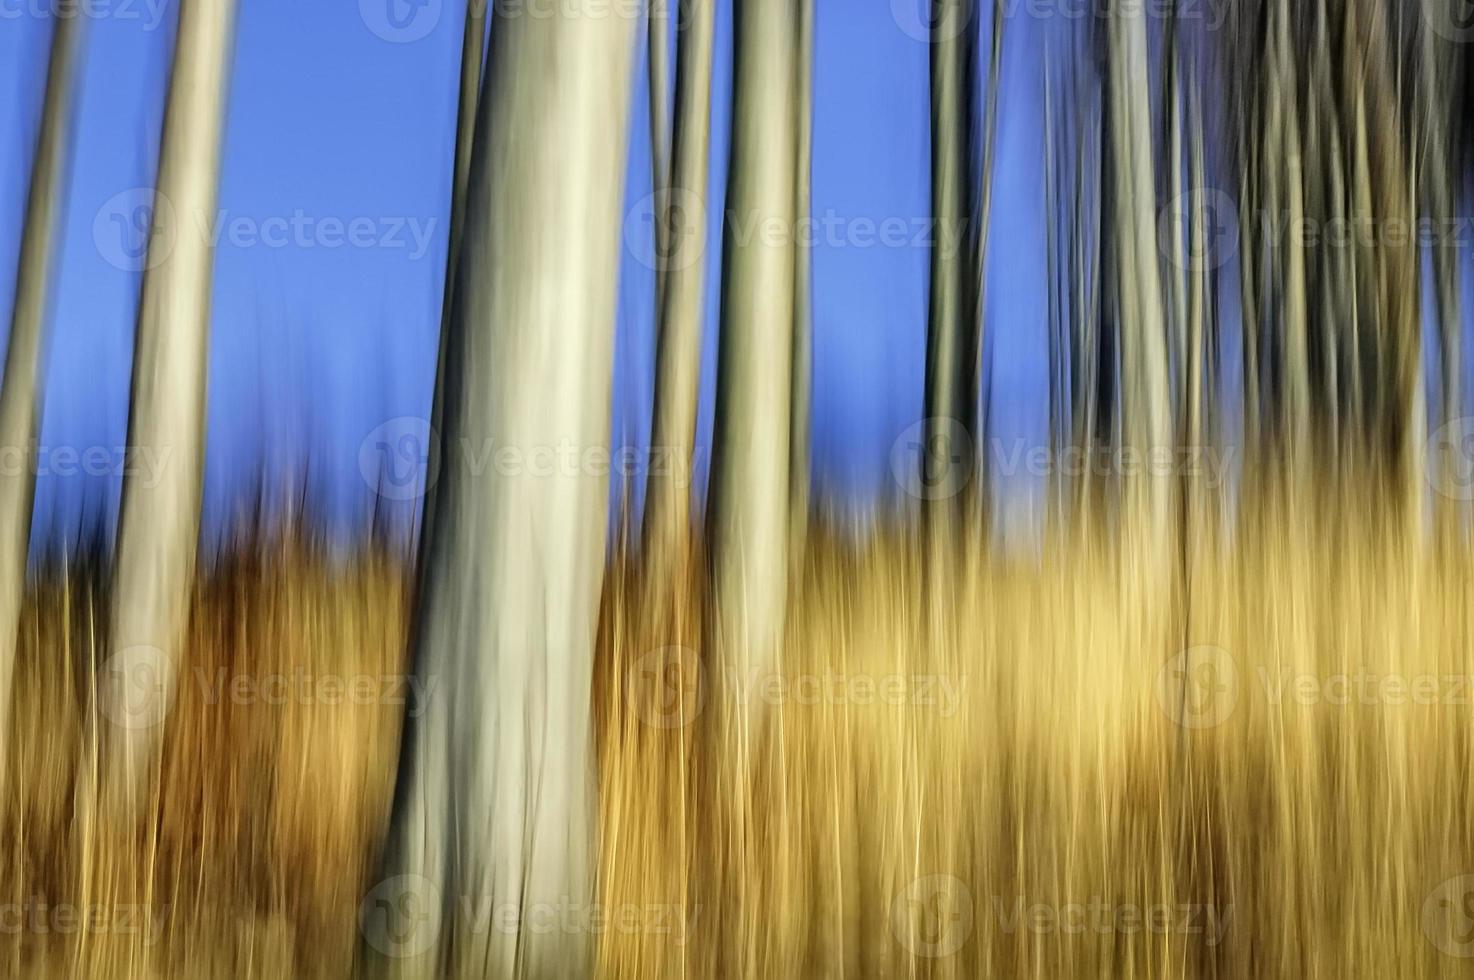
[377,2,635,977]
[922,0,977,546]
[706,0,798,699]
[642,0,715,564]
[1105,0,1172,547]
[0,13,84,776]
[101,0,238,814]
[789,0,814,560]
[421,0,488,549]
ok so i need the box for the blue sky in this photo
[0,0,1103,556]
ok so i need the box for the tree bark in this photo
[0,13,84,777]
[378,1,636,976]
[642,0,715,563]
[706,0,799,699]
[101,0,238,813]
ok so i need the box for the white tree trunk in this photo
[1105,1,1172,547]
[102,0,237,813]
[707,0,798,703]
[379,2,635,977]
[788,0,814,559]
[0,14,84,775]
[643,0,715,561]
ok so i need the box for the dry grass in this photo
[1,486,1471,978]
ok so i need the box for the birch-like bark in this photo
[379,1,635,976]
[1105,0,1173,546]
[102,0,238,813]
[788,0,814,560]
[643,0,715,562]
[707,0,798,698]
[0,14,84,775]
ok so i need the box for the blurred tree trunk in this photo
[707,0,799,699]
[422,0,488,548]
[1104,0,1172,549]
[379,2,635,977]
[0,14,84,776]
[102,0,238,813]
[922,0,977,548]
[643,0,715,566]
[788,0,814,560]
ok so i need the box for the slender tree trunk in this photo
[922,0,977,548]
[1105,0,1172,547]
[101,0,238,814]
[789,0,814,560]
[422,0,488,548]
[0,13,84,776]
[642,0,715,563]
[378,2,635,977]
[707,0,799,699]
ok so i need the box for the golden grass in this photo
[2,490,1472,978]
